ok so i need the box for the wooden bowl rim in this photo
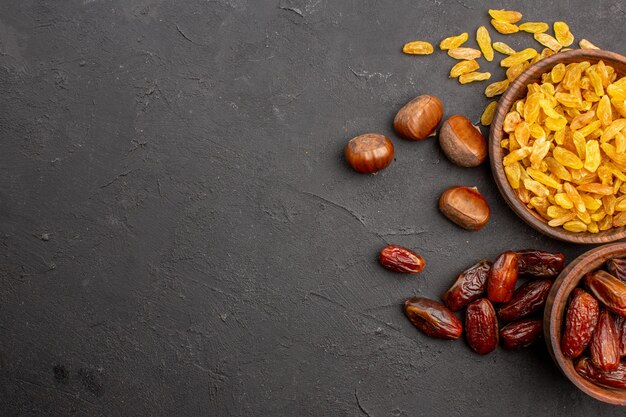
[489,49,626,244]
[544,242,626,405]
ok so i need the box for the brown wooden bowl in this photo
[489,49,626,244]
[544,242,626,405]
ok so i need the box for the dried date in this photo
[575,357,626,390]
[465,298,498,354]
[516,249,565,278]
[442,260,491,311]
[379,245,425,274]
[590,310,620,372]
[561,288,599,359]
[606,257,626,282]
[498,279,552,322]
[584,270,626,317]
[487,251,519,303]
[615,315,626,357]
[404,297,463,340]
[500,318,543,350]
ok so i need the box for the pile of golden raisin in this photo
[502,60,626,234]
[401,8,599,127]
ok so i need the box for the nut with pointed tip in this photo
[393,94,444,140]
[438,186,490,231]
[439,115,487,167]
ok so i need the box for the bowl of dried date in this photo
[544,242,626,405]
[490,49,626,244]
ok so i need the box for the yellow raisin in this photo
[592,209,608,221]
[439,33,469,50]
[491,19,519,34]
[493,42,516,55]
[546,157,572,182]
[518,22,549,33]
[581,194,602,211]
[503,111,522,132]
[588,222,600,234]
[501,48,538,67]
[548,213,577,227]
[572,131,587,159]
[600,215,614,230]
[476,26,494,62]
[614,212,626,227]
[570,110,596,130]
[597,95,613,127]
[545,117,567,131]
[600,119,626,142]
[554,192,574,209]
[448,47,482,60]
[554,22,574,47]
[403,41,434,55]
[616,132,626,153]
[527,167,561,188]
[578,120,602,137]
[481,101,498,126]
[550,63,566,83]
[523,92,542,124]
[579,39,600,50]
[530,138,551,168]
[506,63,527,81]
[503,147,532,166]
[583,140,601,173]
[589,70,605,96]
[524,178,550,197]
[488,9,523,23]
[505,163,522,189]
[555,92,581,108]
[485,80,510,97]
[459,71,491,84]
[534,33,562,52]
[563,220,587,232]
[449,60,480,78]
[515,122,530,146]
[554,147,584,169]
[529,124,546,139]
[577,183,615,195]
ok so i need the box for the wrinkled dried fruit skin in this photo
[516,249,565,277]
[590,310,620,371]
[404,297,463,340]
[465,298,498,355]
[487,251,519,303]
[606,258,626,282]
[576,357,626,390]
[562,288,600,358]
[442,260,492,311]
[613,315,626,357]
[497,279,552,322]
[500,318,543,349]
[584,270,626,317]
[379,245,425,274]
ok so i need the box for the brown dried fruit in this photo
[439,115,487,167]
[613,315,626,357]
[394,95,444,141]
[465,298,498,355]
[516,249,565,277]
[487,251,519,303]
[589,310,620,371]
[562,288,600,358]
[439,186,490,231]
[584,270,626,317]
[575,357,626,390]
[442,260,492,311]
[500,318,543,349]
[404,297,463,340]
[606,258,626,282]
[497,279,552,322]
[379,245,425,274]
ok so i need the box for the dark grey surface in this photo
[1,0,626,415]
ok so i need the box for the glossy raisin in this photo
[606,257,626,282]
[561,288,600,358]
[487,251,519,303]
[500,318,543,349]
[404,297,463,340]
[465,298,498,355]
[497,279,552,322]
[379,245,425,274]
[442,260,491,311]
[575,357,626,390]
[516,249,565,277]
[584,270,626,317]
[590,310,620,371]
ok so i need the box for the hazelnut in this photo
[439,186,490,231]
[439,115,487,167]
[394,94,444,140]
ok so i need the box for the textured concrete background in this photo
[1,0,626,415]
